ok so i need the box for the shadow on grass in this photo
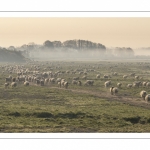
[33,111,86,119]
[123,116,149,124]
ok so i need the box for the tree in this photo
[43,40,54,48]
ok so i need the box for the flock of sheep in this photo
[1,60,150,103]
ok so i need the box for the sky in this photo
[0,17,150,48]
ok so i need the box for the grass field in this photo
[1,60,150,132]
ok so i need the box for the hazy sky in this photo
[0,18,150,48]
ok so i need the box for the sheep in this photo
[140,90,147,100]
[56,78,61,83]
[127,84,132,88]
[103,75,109,79]
[117,83,122,88]
[60,79,65,87]
[113,72,118,76]
[82,76,87,80]
[58,82,61,88]
[12,77,16,82]
[24,81,29,86]
[73,77,79,80]
[84,80,94,86]
[146,82,150,88]
[104,80,111,88]
[40,80,44,86]
[132,81,141,88]
[135,76,139,80]
[36,79,40,85]
[5,77,11,82]
[44,78,49,85]
[64,82,69,89]
[4,83,9,88]
[96,74,100,79]
[77,81,82,86]
[110,87,118,95]
[42,72,48,78]
[49,78,55,84]
[142,82,147,87]
[123,75,128,79]
[130,73,135,77]
[145,94,150,102]
[11,82,17,88]
[72,80,77,85]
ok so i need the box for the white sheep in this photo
[146,82,150,88]
[110,87,118,95]
[135,76,139,80]
[145,94,150,102]
[132,81,141,88]
[11,82,17,88]
[140,90,147,100]
[117,83,122,88]
[77,81,82,86]
[104,80,111,88]
[40,80,44,86]
[84,80,94,86]
[64,82,69,89]
[103,75,109,79]
[96,74,100,79]
[24,81,29,86]
[4,83,9,88]
[72,80,77,85]
[58,82,61,88]
[123,75,128,79]
[142,82,147,87]
[127,84,132,88]
[82,76,87,80]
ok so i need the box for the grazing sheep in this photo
[40,80,44,86]
[142,82,147,87]
[110,87,118,95]
[73,77,79,80]
[4,83,9,88]
[96,74,100,79]
[72,80,77,85]
[44,78,49,84]
[36,79,40,85]
[5,77,11,82]
[140,90,147,100]
[123,75,128,79]
[145,94,150,102]
[104,80,111,88]
[64,82,69,89]
[127,84,132,88]
[103,75,109,79]
[113,72,118,76]
[77,81,82,86]
[12,77,16,82]
[146,82,150,88]
[49,78,55,84]
[56,78,61,83]
[58,82,61,88]
[130,73,135,77]
[82,76,87,80]
[24,81,29,86]
[11,82,17,88]
[135,76,139,80]
[84,80,94,86]
[132,81,141,88]
[61,79,65,87]
[117,83,122,88]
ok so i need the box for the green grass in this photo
[1,60,150,132]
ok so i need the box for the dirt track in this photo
[30,82,150,109]
[50,86,150,109]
